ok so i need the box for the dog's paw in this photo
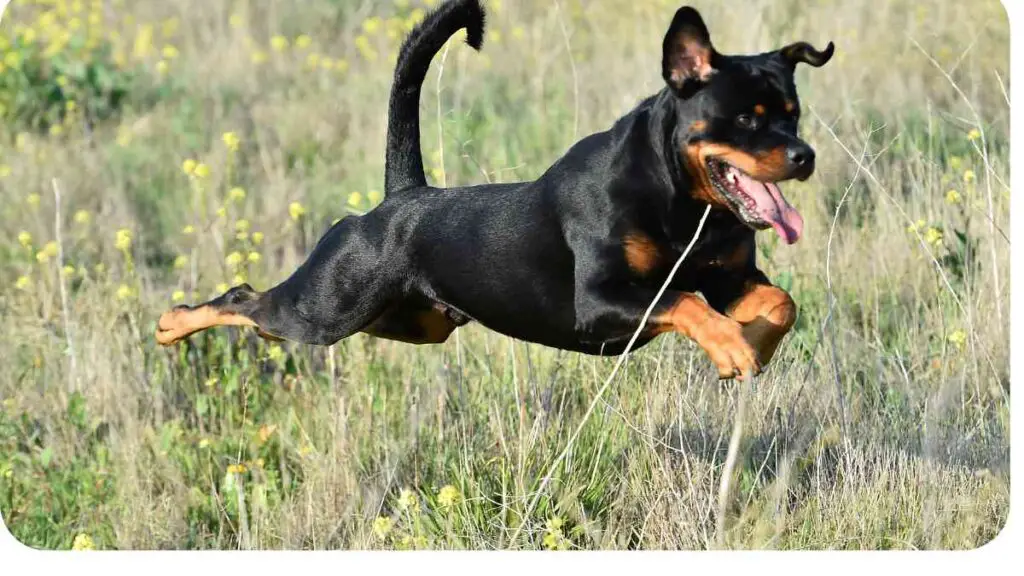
[691,316,762,380]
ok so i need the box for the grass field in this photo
[0,0,1010,550]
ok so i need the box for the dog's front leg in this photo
[724,279,797,367]
[701,267,797,369]
[574,279,762,380]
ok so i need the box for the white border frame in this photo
[0,0,1017,572]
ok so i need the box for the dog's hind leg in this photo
[157,218,397,347]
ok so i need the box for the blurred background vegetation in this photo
[0,0,1010,550]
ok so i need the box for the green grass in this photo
[0,0,1010,550]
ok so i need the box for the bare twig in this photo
[715,382,748,548]
[509,205,713,547]
[51,178,77,393]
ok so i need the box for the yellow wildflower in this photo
[227,463,248,474]
[907,219,926,233]
[115,228,132,251]
[115,284,134,300]
[232,274,246,285]
[963,169,976,184]
[216,206,227,219]
[49,125,64,137]
[267,344,285,364]
[251,50,269,65]
[162,44,179,59]
[198,438,210,449]
[204,377,218,388]
[0,165,10,178]
[236,232,249,241]
[71,534,96,551]
[924,226,943,247]
[27,193,41,208]
[367,190,383,205]
[967,128,981,142]
[182,159,197,175]
[74,210,90,225]
[247,251,261,263]
[294,34,312,49]
[372,516,393,540]
[222,132,241,152]
[15,276,31,290]
[156,60,169,75]
[18,231,32,248]
[43,242,59,258]
[347,192,363,207]
[437,484,460,507]
[182,225,195,235]
[171,290,185,302]
[226,251,244,267]
[270,35,289,52]
[193,163,211,179]
[945,189,961,204]
[173,255,188,269]
[362,17,382,34]
[35,250,49,263]
[947,329,967,350]
[289,202,306,221]
[215,282,229,293]
[235,219,251,232]
[252,232,264,245]
[229,187,247,202]
[542,516,567,550]
[397,488,419,513]
[62,265,75,277]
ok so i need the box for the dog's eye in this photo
[735,114,757,129]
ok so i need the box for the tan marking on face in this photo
[689,120,707,133]
[623,233,662,275]
[785,101,796,113]
[682,143,791,208]
[754,104,766,115]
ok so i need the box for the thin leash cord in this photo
[509,204,713,547]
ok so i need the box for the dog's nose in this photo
[786,143,816,180]
[787,144,815,167]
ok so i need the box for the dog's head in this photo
[661,7,833,244]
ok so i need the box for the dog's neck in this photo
[629,89,745,251]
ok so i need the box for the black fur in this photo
[385,0,486,194]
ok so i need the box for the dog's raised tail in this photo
[384,0,486,194]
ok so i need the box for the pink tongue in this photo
[731,169,804,244]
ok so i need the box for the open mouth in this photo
[705,158,805,244]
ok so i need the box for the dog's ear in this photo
[662,7,718,96]
[778,41,835,70]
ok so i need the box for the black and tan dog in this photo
[156,0,833,380]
